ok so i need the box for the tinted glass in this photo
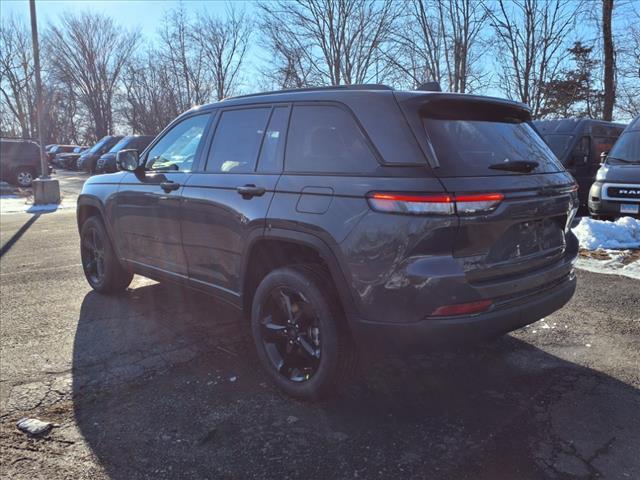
[108,137,133,153]
[423,116,563,176]
[206,108,270,173]
[543,134,574,160]
[607,131,640,164]
[285,105,377,173]
[146,114,211,171]
[88,137,111,154]
[257,107,288,172]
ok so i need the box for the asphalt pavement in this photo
[0,172,639,480]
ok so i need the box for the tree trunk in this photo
[602,0,615,121]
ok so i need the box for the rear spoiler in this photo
[393,92,532,169]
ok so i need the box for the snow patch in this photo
[572,217,640,250]
[575,253,640,280]
[0,195,75,214]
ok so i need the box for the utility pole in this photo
[29,0,60,204]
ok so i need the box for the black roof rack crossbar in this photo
[224,84,393,101]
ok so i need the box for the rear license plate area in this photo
[488,218,565,262]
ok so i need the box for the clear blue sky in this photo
[1,0,249,39]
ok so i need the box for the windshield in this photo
[423,116,564,176]
[108,137,132,153]
[88,137,110,154]
[607,131,640,165]
[542,134,574,161]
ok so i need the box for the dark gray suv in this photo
[77,85,579,399]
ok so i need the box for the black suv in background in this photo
[95,135,155,174]
[534,119,625,209]
[589,116,640,219]
[0,138,42,187]
[77,135,123,173]
[77,85,579,399]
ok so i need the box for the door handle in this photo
[160,181,180,193]
[236,184,266,199]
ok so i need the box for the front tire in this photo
[251,265,357,400]
[80,216,133,293]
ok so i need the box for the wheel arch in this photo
[241,229,357,321]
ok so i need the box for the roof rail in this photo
[224,84,394,101]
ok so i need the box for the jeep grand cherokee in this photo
[77,85,579,399]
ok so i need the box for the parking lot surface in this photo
[1,172,639,479]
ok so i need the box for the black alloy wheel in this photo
[259,287,322,382]
[79,216,133,293]
[81,223,106,286]
[251,266,357,400]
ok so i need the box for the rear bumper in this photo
[348,271,576,352]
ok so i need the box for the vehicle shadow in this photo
[72,282,640,480]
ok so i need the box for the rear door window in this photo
[206,108,271,173]
[422,107,563,176]
[285,104,378,173]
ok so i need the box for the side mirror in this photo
[600,151,608,165]
[116,149,141,172]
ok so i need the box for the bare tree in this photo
[120,49,185,135]
[46,12,139,140]
[601,0,615,120]
[0,16,36,138]
[616,2,640,117]
[158,3,212,110]
[259,0,399,87]
[194,6,251,100]
[391,0,487,92]
[486,0,582,118]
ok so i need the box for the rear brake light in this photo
[430,299,493,317]
[367,193,455,215]
[455,193,504,214]
[367,192,503,215]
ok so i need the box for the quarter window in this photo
[146,114,211,171]
[206,108,271,173]
[285,105,377,173]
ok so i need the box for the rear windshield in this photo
[607,131,640,164]
[422,111,563,177]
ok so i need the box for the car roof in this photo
[182,85,529,114]
[534,118,626,134]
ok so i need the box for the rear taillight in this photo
[367,192,503,215]
[430,299,493,317]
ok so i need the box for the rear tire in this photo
[13,167,35,187]
[251,265,357,400]
[80,216,133,293]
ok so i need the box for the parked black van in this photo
[95,135,155,174]
[78,85,579,399]
[76,136,123,173]
[0,138,41,187]
[534,119,625,209]
[589,116,640,219]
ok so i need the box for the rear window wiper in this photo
[488,160,539,173]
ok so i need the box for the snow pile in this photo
[572,217,640,250]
